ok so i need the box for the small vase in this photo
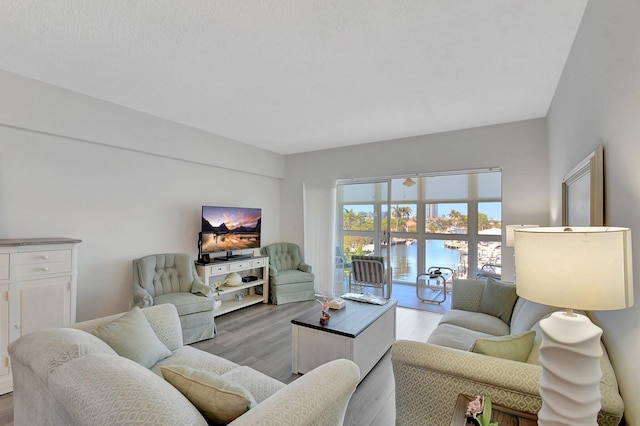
[465,416,481,426]
[320,310,331,325]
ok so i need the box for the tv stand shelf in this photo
[196,256,269,317]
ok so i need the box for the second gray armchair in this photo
[261,242,315,304]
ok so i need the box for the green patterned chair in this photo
[391,278,624,426]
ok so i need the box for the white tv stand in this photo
[196,256,269,317]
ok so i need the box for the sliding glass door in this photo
[335,181,391,294]
[336,170,502,296]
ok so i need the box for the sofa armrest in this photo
[229,359,359,426]
[298,261,312,273]
[451,278,485,311]
[392,340,541,426]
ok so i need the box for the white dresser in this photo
[0,237,81,394]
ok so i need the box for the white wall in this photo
[282,118,550,283]
[0,72,284,321]
[547,0,640,422]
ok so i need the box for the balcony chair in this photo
[348,255,392,298]
[261,242,315,305]
[132,253,215,344]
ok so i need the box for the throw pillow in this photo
[191,279,215,297]
[470,330,536,362]
[87,306,172,368]
[161,365,256,424]
[478,278,518,324]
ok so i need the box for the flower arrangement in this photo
[317,295,333,325]
[465,395,497,426]
[212,280,224,296]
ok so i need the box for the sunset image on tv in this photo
[201,206,261,253]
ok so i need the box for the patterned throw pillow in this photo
[161,365,256,424]
[87,306,172,368]
[470,330,536,362]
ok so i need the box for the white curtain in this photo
[303,182,337,297]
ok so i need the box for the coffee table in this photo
[291,298,397,382]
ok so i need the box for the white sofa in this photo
[8,303,360,425]
[392,278,624,426]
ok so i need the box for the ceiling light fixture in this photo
[402,178,416,187]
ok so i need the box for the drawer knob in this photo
[41,266,49,272]
[41,255,49,260]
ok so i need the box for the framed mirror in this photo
[562,145,604,226]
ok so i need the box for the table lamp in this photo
[514,226,633,426]
[505,224,539,283]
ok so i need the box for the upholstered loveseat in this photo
[392,278,624,426]
[9,303,360,425]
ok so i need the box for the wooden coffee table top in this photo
[291,298,397,338]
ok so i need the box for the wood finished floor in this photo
[0,302,441,426]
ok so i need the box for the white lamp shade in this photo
[505,224,539,247]
[514,226,633,311]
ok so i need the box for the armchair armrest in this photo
[298,261,312,273]
[392,340,541,426]
[268,265,279,277]
[133,285,153,308]
[229,359,359,426]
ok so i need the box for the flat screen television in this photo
[200,206,261,260]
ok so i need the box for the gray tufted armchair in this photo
[261,243,315,304]
[132,253,215,344]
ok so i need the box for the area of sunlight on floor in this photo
[395,306,441,341]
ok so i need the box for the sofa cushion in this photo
[470,331,536,362]
[48,353,207,426]
[427,323,497,351]
[270,269,315,286]
[510,298,559,335]
[438,310,510,336]
[450,279,485,311]
[87,306,172,368]
[478,278,518,324]
[222,365,286,404]
[155,292,215,316]
[150,345,239,377]
[161,365,255,424]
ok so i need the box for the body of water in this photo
[390,240,461,282]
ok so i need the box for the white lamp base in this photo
[538,311,603,426]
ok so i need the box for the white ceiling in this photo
[0,1,588,155]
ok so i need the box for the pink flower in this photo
[465,395,484,418]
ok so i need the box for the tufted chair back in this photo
[263,243,303,272]
[133,253,198,298]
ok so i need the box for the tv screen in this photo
[201,206,262,255]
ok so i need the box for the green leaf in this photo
[479,396,493,426]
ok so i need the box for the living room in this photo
[1,0,639,424]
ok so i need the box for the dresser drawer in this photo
[13,250,72,278]
[251,257,267,268]
[14,250,72,265]
[0,254,9,280]
[229,260,252,271]
[206,263,229,275]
